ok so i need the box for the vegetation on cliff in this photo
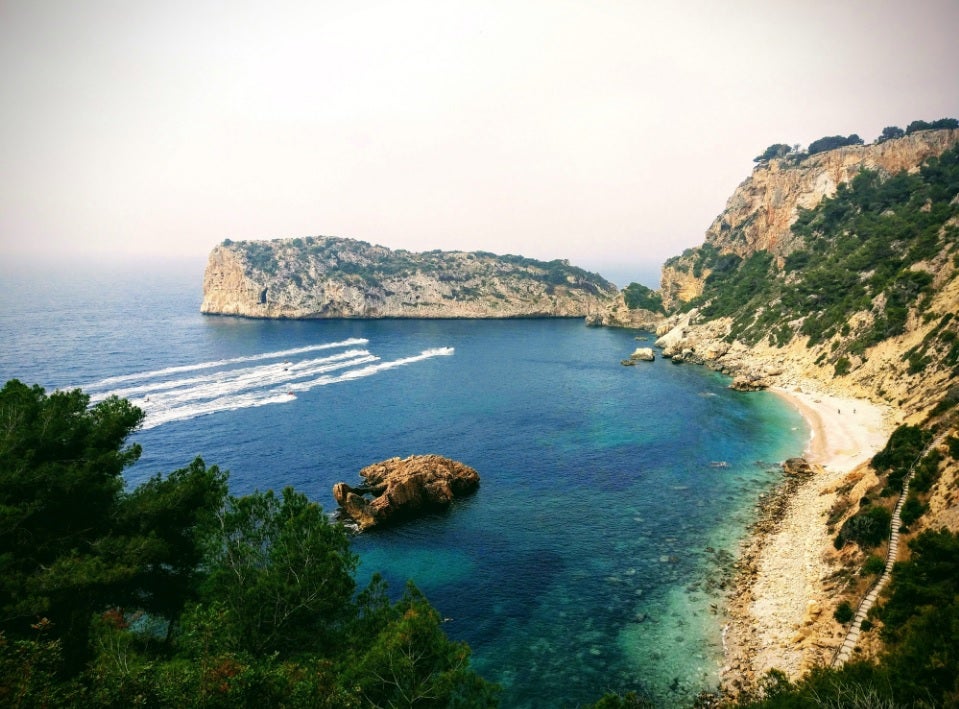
[203,236,616,319]
[621,282,665,313]
[0,380,496,707]
[652,123,959,706]
[678,142,959,378]
[223,237,614,295]
[736,527,959,708]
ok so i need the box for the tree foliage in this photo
[202,487,357,657]
[905,117,959,134]
[0,380,496,706]
[877,125,904,142]
[621,282,664,313]
[680,143,959,366]
[834,505,891,550]
[807,133,864,155]
[753,143,792,163]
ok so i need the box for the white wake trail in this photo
[86,338,369,389]
[131,354,378,411]
[91,349,371,402]
[137,346,454,430]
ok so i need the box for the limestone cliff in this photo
[201,237,616,319]
[654,128,959,418]
[661,128,959,310]
[655,126,959,698]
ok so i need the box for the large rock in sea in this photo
[201,236,616,319]
[333,454,480,530]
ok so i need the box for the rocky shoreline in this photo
[718,385,895,696]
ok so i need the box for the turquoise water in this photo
[0,265,806,706]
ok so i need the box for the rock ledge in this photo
[333,454,480,530]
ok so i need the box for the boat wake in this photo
[82,340,454,430]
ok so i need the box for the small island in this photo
[201,236,616,319]
[333,454,480,530]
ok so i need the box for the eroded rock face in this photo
[660,129,959,310]
[588,292,666,330]
[201,236,616,319]
[333,454,480,530]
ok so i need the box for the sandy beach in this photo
[720,384,897,692]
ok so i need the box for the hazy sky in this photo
[2,0,957,286]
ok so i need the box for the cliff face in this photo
[656,127,959,697]
[654,128,959,417]
[661,129,959,310]
[201,237,616,319]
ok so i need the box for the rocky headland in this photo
[201,237,616,319]
[333,454,480,530]
[660,127,959,310]
[397,127,959,697]
[634,126,959,696]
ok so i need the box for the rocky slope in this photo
[655,128,959,418]
[661,128,959,310]
[201,237,616,319]
[649,126,959,695]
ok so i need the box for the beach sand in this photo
[720,385,897,692]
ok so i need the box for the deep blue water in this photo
[0,264,806,706]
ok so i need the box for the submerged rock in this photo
[333,454,480,530]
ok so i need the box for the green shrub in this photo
[911,450,942,492]
[621,283,664,313]
[872,425,930,475]
[834,357,851,376]
[834,601,855,623]
[861,555,886,576]
[835,506,892,549]
[899,494,927,526]
[948,435,959,460]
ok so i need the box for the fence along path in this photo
[831,432,947,666]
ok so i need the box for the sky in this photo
[1,1,957,287]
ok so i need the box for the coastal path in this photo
[831,431,948,667]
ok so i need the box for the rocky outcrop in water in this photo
[332,454,480,530]
[201,236,616,319]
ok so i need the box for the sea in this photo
[0,262,807,707]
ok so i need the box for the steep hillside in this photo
[652,125,959,704]
[201,237,616,319]
[662,127,959,311]
[657,130,959,416]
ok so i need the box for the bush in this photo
[906,117,959,134]
[910,450,942,492]
[834,357,851,376]
[861,555,886,576]
[754,143,792,163]
[899,494,927,526]
[835,506,892,549]
[948,435,959,460]
[872,425,930,475]
[877,126,904,142]
[808,134,864,155]
[834,601,855,623]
